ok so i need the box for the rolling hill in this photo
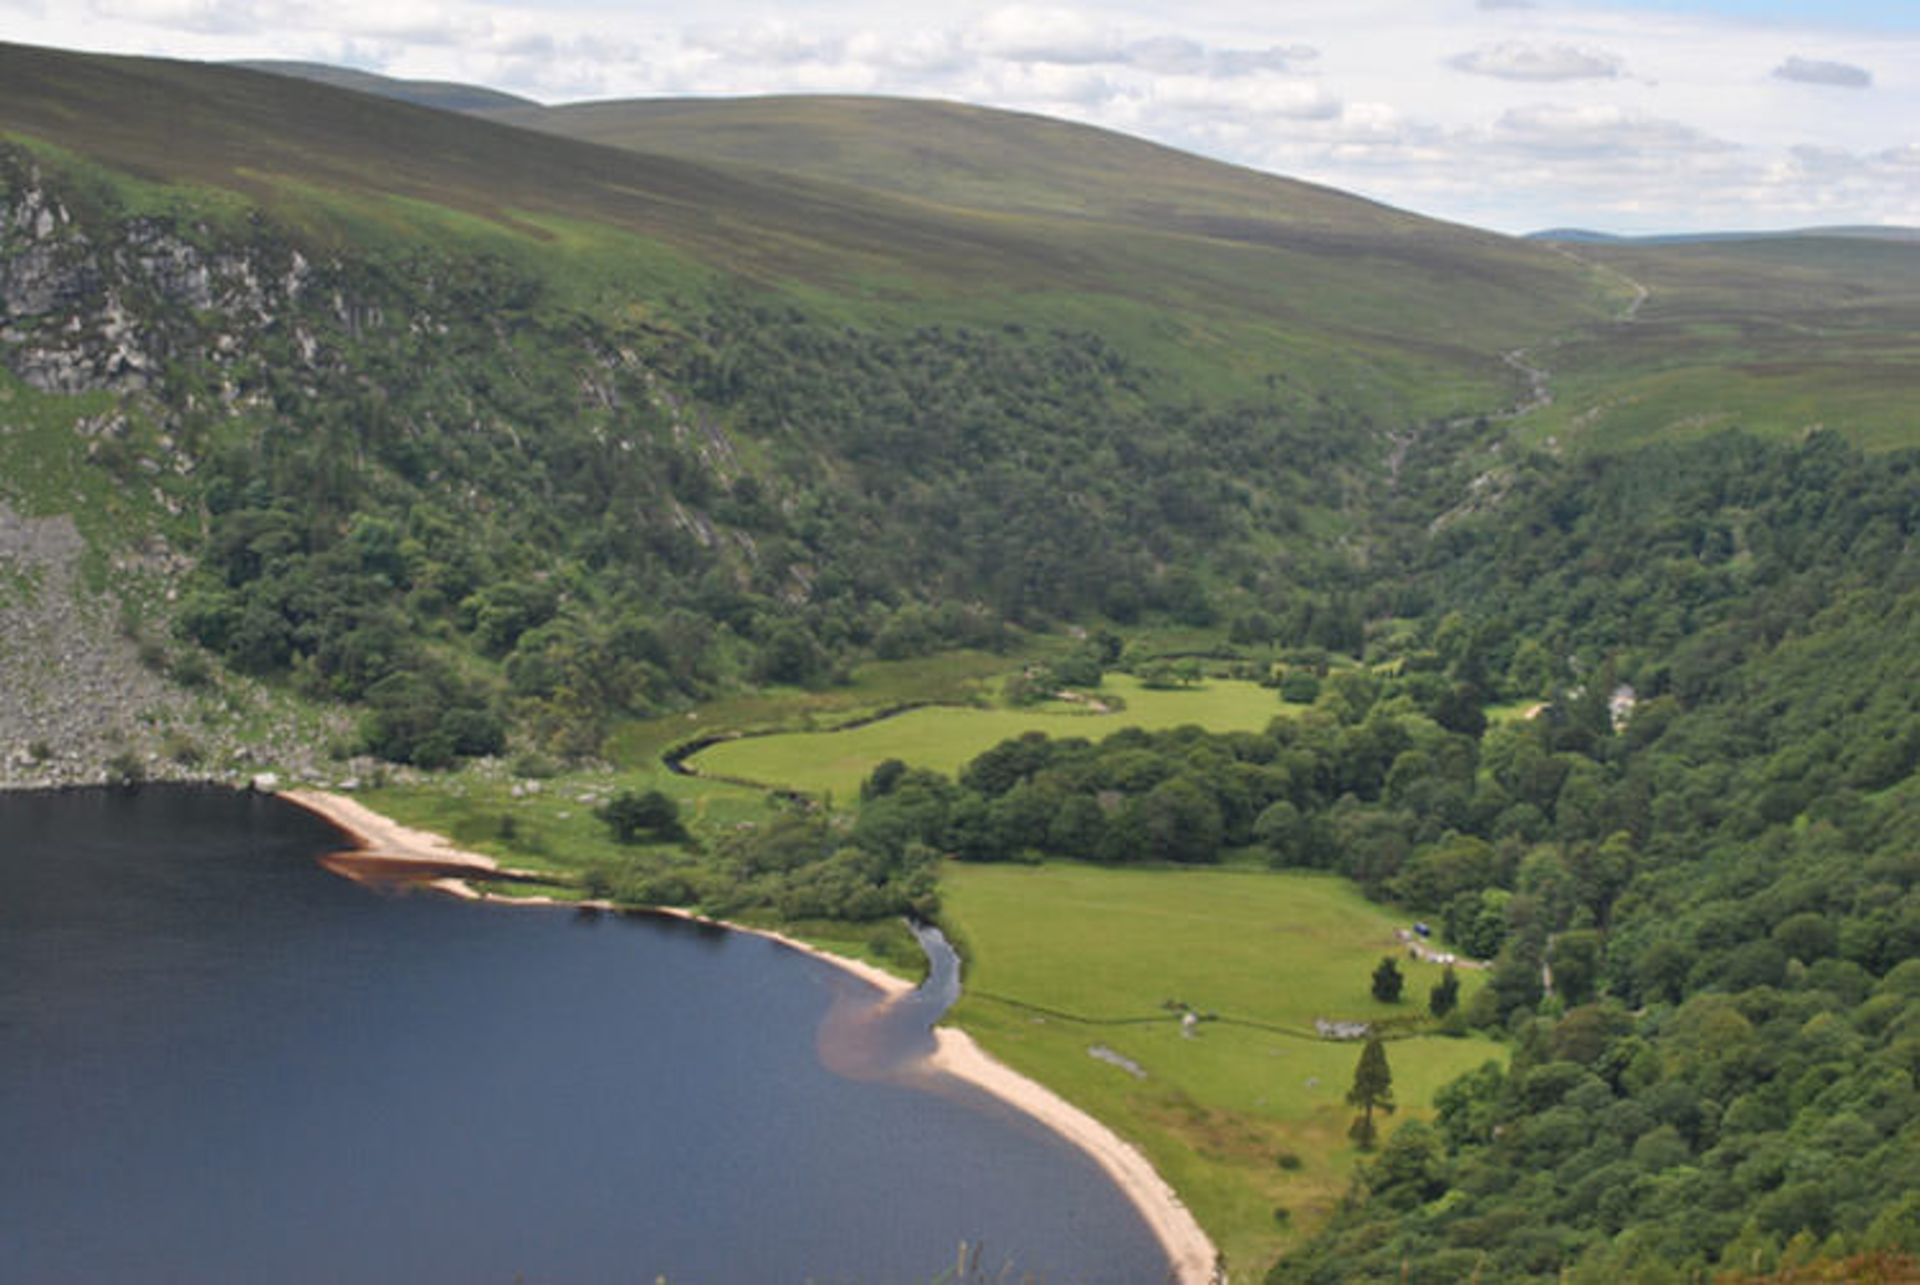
[4,42,1919,1285]
[1517,233,1920,451]
[493,91,1920,453]
[0,42,1602,416]
[0,38,1612,782]
[228,60,539,112]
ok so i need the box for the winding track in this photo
[1386,247,1652,489]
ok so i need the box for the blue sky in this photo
[9,1,1917,234]
[1599,0,1920,29]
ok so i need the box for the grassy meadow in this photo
[686,672,1293,801]
[939,861,1499,1277]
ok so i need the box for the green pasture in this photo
[359,766,762,880]
[686,672,1291,801]
[604,648,1028,769]
[940,861,1499,1276]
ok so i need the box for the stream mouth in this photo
[816,921,962,1081]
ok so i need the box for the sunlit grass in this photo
[941,861,1498,1277]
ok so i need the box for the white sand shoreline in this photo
[280,789,918,996]
[279,787,1217,1284]
[926,1029,1218,1285]
[281,788,501,872]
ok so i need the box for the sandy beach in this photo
[281,787,1217,1284]
[281,789,501,873]
[926,1029,1218,1285]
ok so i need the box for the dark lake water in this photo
[0,786,1169,1283]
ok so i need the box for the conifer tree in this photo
[1371,956,1405,1003]
[1346,1036,1396,1150]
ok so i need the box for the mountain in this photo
[501,93,1920,454]
[228,60,538,112]
[3,42,1919,1285]
[0,44,1599,410]
[0,39,1609,775]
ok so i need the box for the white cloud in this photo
[970,5,1117,65]
[1772,55,1872,88]
[89,0,266,35]
[1494,104,1729,157]
[683,21,845,69]
[1449,42,1623,82]
[1148,76,1341,123]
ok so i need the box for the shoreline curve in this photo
[279,789,917,998]
[280,787,1217,1285]
[924,1028,1217,1285]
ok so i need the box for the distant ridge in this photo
[489,93,1445,238]
[1531,225,1920,245]
[0,41,1603,416]
[229,60,537,113]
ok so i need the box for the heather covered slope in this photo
[0,43,1601,409]
[228,60,538,112]
[505,92,1920,451]
[1519,233,1920,452]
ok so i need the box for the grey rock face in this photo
[0,148,338,397]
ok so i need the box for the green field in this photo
[686,673,1292,801]
[940,861,1499,1277]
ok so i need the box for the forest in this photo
[635,425,1919,1279]
[89,169,1918,1274]
[5,68,1919,1279]
[153,237,1374,765]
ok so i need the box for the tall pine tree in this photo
[1345,1036,1396,1150]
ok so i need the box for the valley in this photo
[2,39,1918,1285]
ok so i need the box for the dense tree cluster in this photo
[123,212,1377,765]
[835,429,1920,1279]
[1266,432,1920,1280]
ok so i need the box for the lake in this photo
[0,785,1170,1283]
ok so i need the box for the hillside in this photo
[3,41,1918,1285]
[496,93,1453,236]
[0,45,1602,410]
[228,60,538,112]
[498,92,1920,453]
[1519,234,1920,452]
[0,39,1615,784]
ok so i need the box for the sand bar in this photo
[282,787,1216,1283]
[281,789,501,873]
